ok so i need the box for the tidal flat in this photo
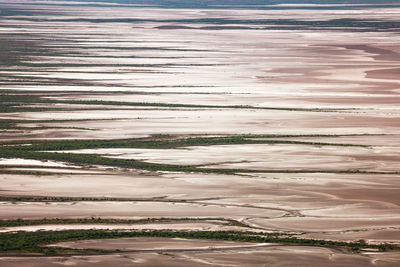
[0,0,400,266]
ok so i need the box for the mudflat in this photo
[0,0,399,266]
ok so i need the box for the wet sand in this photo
[0,201,285,220]
[1,246,399,267]
[49,237,269,251]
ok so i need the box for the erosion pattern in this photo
[0,0,399,266]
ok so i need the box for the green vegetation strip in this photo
[0,229,397,255]
[0,165,91,176]
[0,217,246,228]
[0,118,130,130]
[0,196,190,203]
[0,149,397,175]
[0,170,57,176]
[48,99,347,112]
[0,94,351,113]
[0,105,72,113]
[0,134,369,151]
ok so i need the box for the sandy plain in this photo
[1,246,400,267]
[0,0,400,266]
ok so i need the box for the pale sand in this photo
[0,201,285,220]
[302,229,400,244]
[0,222,244,233]
[48,237,268,250]
[248,217,400,232]
[0,246,399,267]
[0,158,69,168]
